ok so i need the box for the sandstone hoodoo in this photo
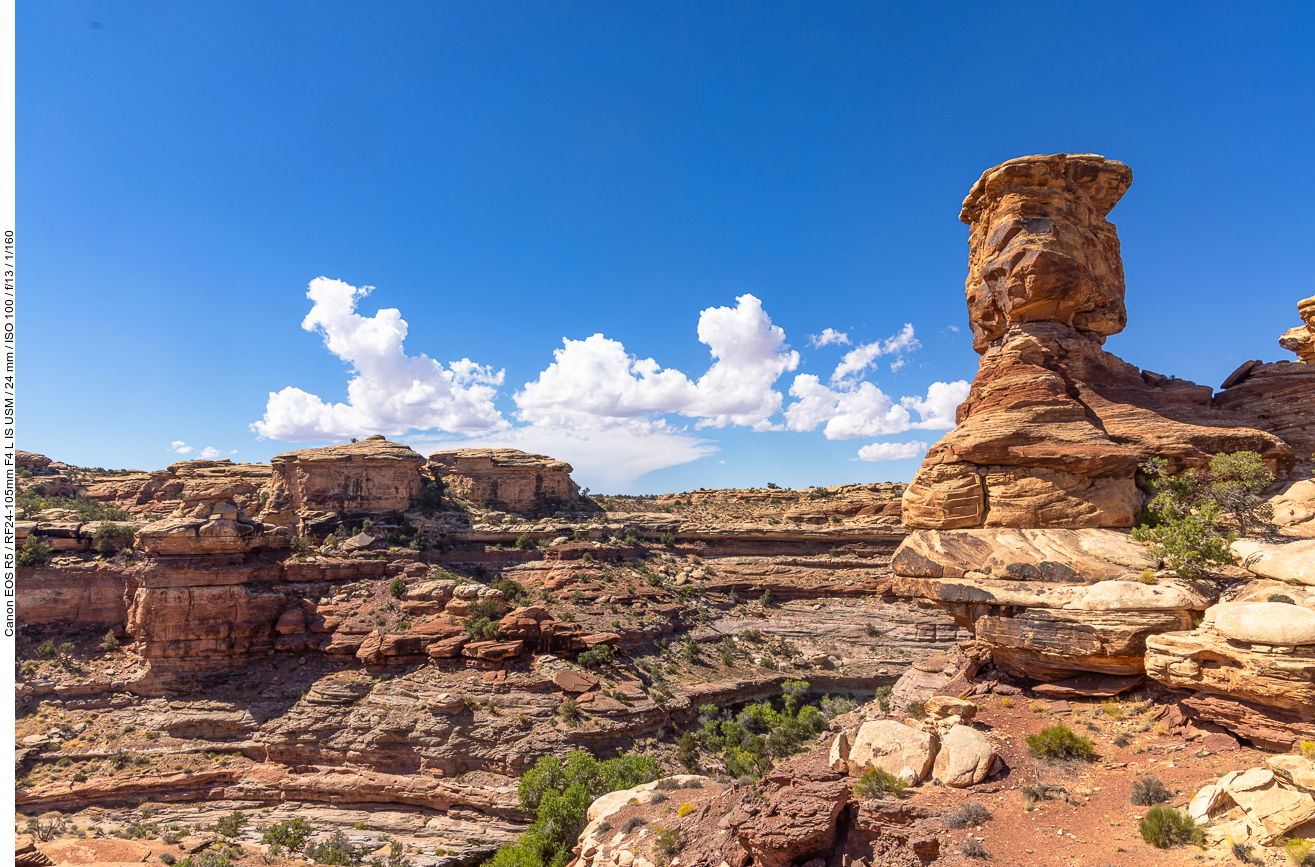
[427,448,582,514]
[901,153,1292,531]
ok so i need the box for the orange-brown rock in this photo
[904,154,1294,530]
[260,435,426,534]
[960,153,1132,352]
[83,460,272,516]
[1214,298,1315,460]
[428,448,579,514]
[1278,295,1315,363]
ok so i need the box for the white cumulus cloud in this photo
[251,278,510,441]
[899,379,971,430]
[831,323,921,383]
[856,441,928,462]
[515,294,799,434]
[808,328,850,347]
[784,376,969,440]
[169,441,193,454]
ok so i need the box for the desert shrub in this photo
[1026,724,1096,762]
[289,537,315,555]
[17,539,52,567]
[214,811,247,838]
[905,700,926,718]
[759,589,772,608]
[463,597,504,640]
[304,829,357,865]
[621,816,647,834]
[943,801,993,829]
[18,490,132,522]
[515,533,536,550]
[160,854,177,865]
[101,630,119,652]
[490,751,660,867]
[650,791,668,804]
[176,853,232,867]
[676,732,698,769]
[1284,838,1315,866]
[389,577,406,598]
[261,818,313,855]
[1131,774,1172,806]
[1133,452,1274,579]
[821,694,858,720]
[491,576,527,603]
[960,839,991,859]
[1138,805,1204,849]
[1270,594,1298,605]
[853,766,907,799]
[660,532,676,547]
[578,645,613,668]
[652,826,682,864]
[93,523,136,554]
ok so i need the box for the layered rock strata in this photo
[427,448,580,514]
[891,527,1213,679]
[260,435,426,534]
[1146,597,1315,750]
[902,153,1292,530]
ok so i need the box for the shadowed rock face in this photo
[903,154,1294,530]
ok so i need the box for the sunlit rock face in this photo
[259,435,426,533]
[903,153,1293,530]
[427,448,579,514]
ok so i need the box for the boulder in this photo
[828,730,852,773]
[552,670,599,693]
[1188,767,1315,844]
[932,724,996,788]
[1146,624,1315,748]
[1213,602,1315,645]
[1268,755,1315,794]
[846,721,938,785]
[1232,539,1315,585]
[735,779,851,867]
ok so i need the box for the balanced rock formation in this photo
[1213,294,1315,460]
[260,435,426,535]
[902,153,1293,530]
[428,448,580,514]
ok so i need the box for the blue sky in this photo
[19,2,1315,492]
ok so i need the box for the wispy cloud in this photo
[808,328,850,348]
[831,323,921,383]
[855,441,927,462]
